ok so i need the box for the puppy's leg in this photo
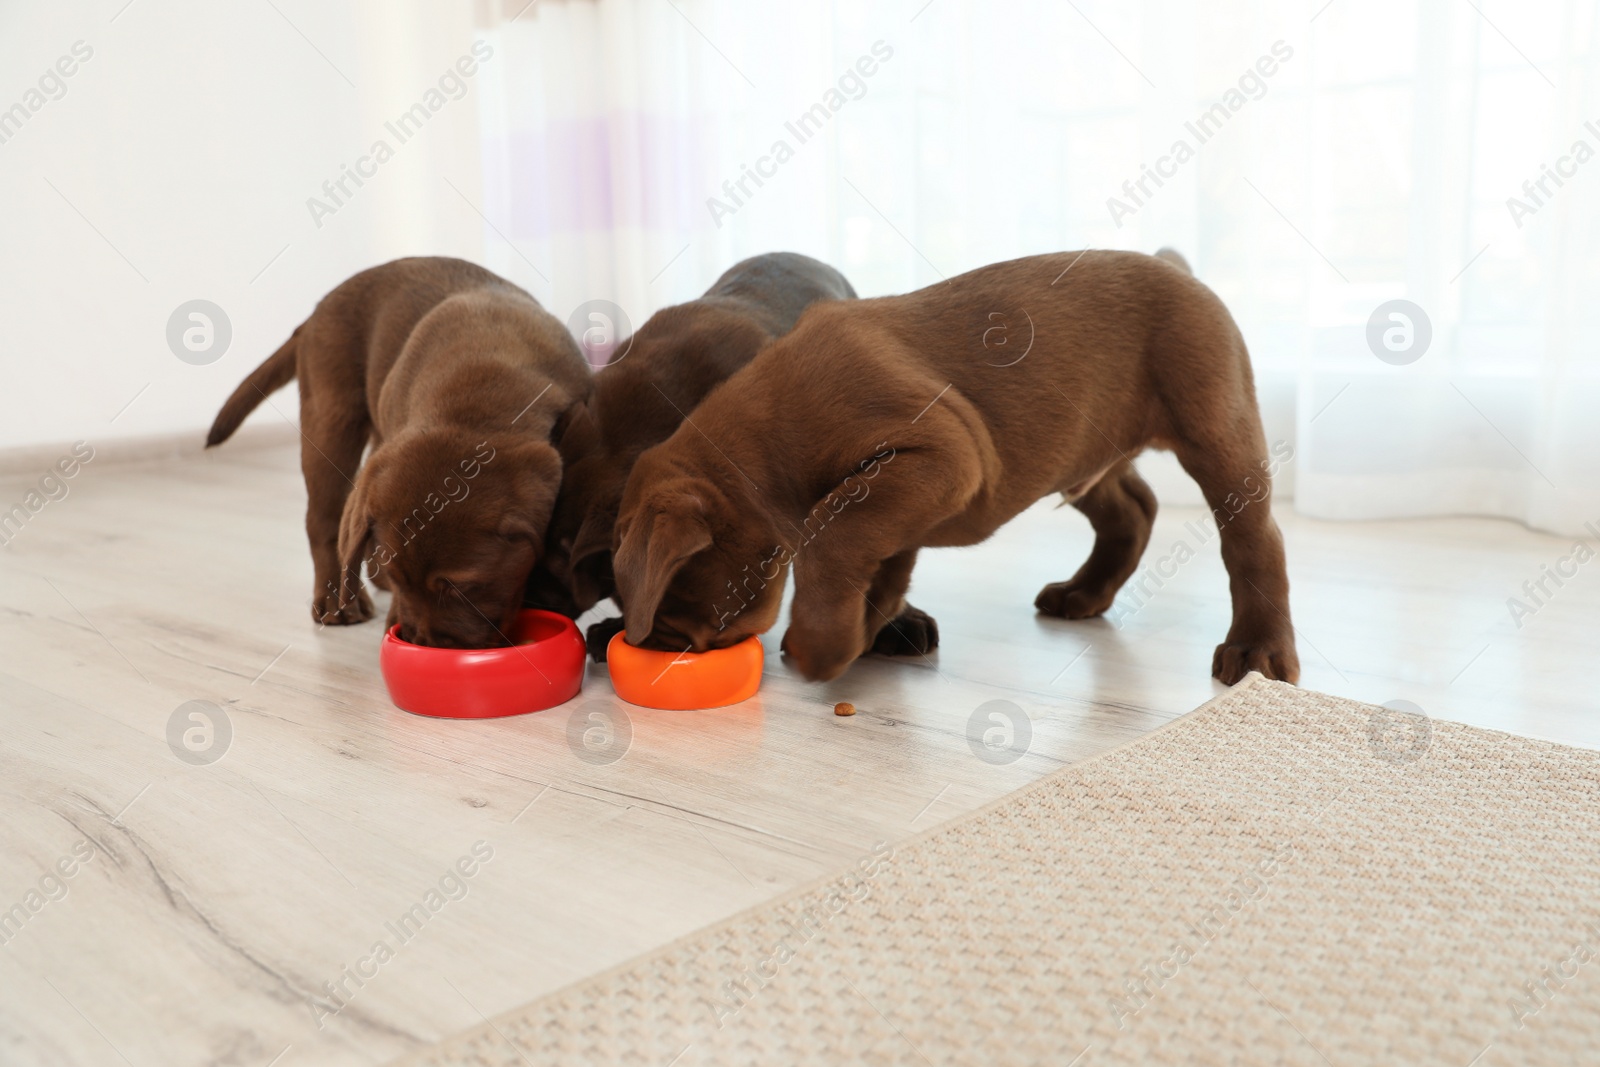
[301,394,373,625]
[784,437,980,681]
[862,550,940,657]
[1035,460,1157,619]
[585,616,626,663]
[1170,418,1298,685]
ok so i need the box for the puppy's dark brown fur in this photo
[207,257,591,648]
[612,249,1299,685]
[528,253,855,654]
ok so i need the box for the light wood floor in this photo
[0,442,1594,1066]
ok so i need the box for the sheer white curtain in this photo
[474,0,1600,535]
[472,0,728,346]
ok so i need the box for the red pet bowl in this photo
[380,609,585,718]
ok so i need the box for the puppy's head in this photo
[611,449,786,653]
[337,430,562,648]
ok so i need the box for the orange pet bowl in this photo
[605,633,763,711]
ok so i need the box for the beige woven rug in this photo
[397,674,1600,1066]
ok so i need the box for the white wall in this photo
[0,0,496,453]
[10,0,1596,534]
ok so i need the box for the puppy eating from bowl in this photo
[525,251,857,660]
[205,256,591,649]
[611,248,1299,685]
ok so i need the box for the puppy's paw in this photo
[314,587,373,626]
[779,627,853,683]
[1034,579,1115,619]
[870,604,940,657]
[1212,635,1300,685]
[586,617,625,663]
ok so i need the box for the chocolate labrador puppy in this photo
[525,252,856,660]
[206,257,591,647]
[610,249,1299,685]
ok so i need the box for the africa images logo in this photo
[1106,41,1293,228]
[705,41,894,228]
[305,42,494,229]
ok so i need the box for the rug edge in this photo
[384,673,1283,1065]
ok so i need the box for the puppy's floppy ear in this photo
[567,506,616,613]
[551,399,596,457]
[614,497,712,644]
[336,474,375,610]
[499,442,563,550]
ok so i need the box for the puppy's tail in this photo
[205,329,300,447]
[1154,247,1192,275]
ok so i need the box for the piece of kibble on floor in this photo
[834,702,856,717]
